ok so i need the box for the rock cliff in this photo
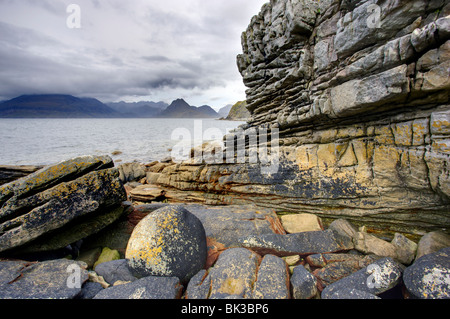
[156,0,450,237]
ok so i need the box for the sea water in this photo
[0,118,245,166]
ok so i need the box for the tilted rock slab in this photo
[0,155,127,253]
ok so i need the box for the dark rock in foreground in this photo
[0,259,88,299]
[403,247,450,299]
[321,257,403,299]
[93,276,183,299]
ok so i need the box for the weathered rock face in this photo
[155,0,450,237]
[0,155,127,254]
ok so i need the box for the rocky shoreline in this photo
[0,156,449,300]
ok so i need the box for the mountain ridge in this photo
[0,95,221,119]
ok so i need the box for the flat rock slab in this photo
[0,259,88,299]
[93,276,183,299]
[239,229,354,257]
[185,204,285,248]
[403,247,450,299]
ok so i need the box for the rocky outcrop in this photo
[153,0,450,237]
[0,155,127,255]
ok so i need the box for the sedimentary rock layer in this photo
[156,0,450,236]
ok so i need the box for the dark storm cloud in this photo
[0,0,267,106]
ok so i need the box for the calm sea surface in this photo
[0,118,245,166]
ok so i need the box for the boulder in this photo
[391,233,418,265]
[186,248,260,299]
[78,282,104,299]
[416,231,450,260]
[126,205,207,284]
[328,219,358,240]
[312,255,379,289]
[252,254,290,299]
[0,259,88,299]
[321,257,403,299]
[93,276,183,299]
[185,269,210,299]
[353,231,398,259]
[0,156,127,254]
[403,247,450,299]
[239,229,354,257]
[291,265,318,299]
[94,259,137,286]
[280,213,323,233]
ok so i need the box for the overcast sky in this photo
[0,0,267,110]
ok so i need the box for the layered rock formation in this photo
[0,156,127,255]
[155,0,450,237]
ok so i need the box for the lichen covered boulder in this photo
[125,205,207,284]
[403,247,450,299]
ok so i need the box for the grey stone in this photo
[186,248,261,299]
[78,282,104,299]
[185,270,210,299]
[0,259,89,299]
[416,231,450,259]
[94,259,137,286]
[324,288,380,299]
[321,257,403,299]
[239,229,354,257]
[252,254,290,299]
[403,247,450,299]
[185,204,284,248]
[391,233,418,265]
[291,265,318,299]
[93,276,183,299]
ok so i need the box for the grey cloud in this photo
[0,0,268,106]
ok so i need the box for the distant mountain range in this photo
[0,95,119,118]
[0,95,222,119]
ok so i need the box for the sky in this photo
[0,0,267,110]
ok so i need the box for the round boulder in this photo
[403,247,450,299]
[125,205,207,284]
